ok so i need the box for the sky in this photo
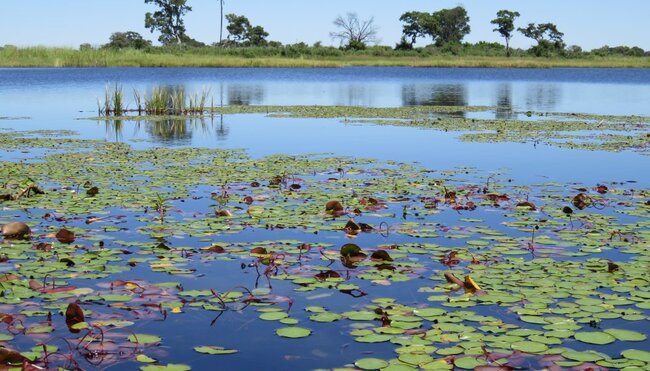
[1,1,648,50]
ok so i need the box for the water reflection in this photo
[227,85,265,106]
[334,84,375,106]
[524,84,561,111]
[104,116,230,145]
[495,83,515,120]
[401,84,468,108]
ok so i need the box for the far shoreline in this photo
[1,47,648,69]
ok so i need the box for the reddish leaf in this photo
[55,228,75,243]
[205,245,225,253]
[65,302,85,325]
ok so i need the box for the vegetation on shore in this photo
[1,46,648,68]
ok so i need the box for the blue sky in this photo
[1,1,648,50]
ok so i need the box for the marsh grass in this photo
[1,46,648,68]
[103,85,213,116]
[100,84,124,116]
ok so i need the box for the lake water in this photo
[1,68,649,370]
[1,67,649,186]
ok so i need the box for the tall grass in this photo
[102,85,212,116]
[1,46,648,68]
[100,84,124,116]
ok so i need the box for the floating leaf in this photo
[194,346,238,355]
[354,358,389,370]
[603,329,647,342]
[574,331,616,345]
[128,333,162,345]
[275,327,311,339]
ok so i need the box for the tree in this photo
[225,14,269,46]
[398,7,470,47]
[330,13,379,50]
[518,22,565,55]
[491,10,520,57]
[429,7,471,46]
[398,11,431,47]
[144,0,192,45]
[104,32,152,49]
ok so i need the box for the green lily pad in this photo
[128,333,162,344]
[511,341,549,353]
[275,327,311,339]
[604,329,647,342]
[574,331,616,345]
[354,358,389,370]
[140,364,191,371]
[621,349,650,362]
[194,346,238,355]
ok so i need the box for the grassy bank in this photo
[1,47,649,68]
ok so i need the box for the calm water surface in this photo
[0,68,649,370]
[1,67,649,186]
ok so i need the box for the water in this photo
[2,67,650,187]
[1,68,649,370]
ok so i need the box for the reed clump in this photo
[101,85,212,117]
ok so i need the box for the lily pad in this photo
[275,327,311,339]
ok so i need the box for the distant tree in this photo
[104,32,152,49]
[144,0,192,45]
[398,7,470,47]
[518,22,565,55]
[491,10,520,57]
[330,13,379,50]
[398,11,431,47]
[225,14,269,46]
[225,14,251,42]
[79,43,93,51]
[429,7,471,46]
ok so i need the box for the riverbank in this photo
[1,47,648,68]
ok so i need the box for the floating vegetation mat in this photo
[0,131,649,370]
[88,104,650,155]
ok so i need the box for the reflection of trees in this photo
[145,119,193,145]
[336,84,373,106]
[104,117,227,145]
[227,85,265,105]
[215,114,229,141]
[525,84,560,111]
[401,84,467,107]
[495,83,515,120]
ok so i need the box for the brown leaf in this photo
[65,302,84,324]
[516,201,537,211]
[204,245,225,253]
[55,228,75,244]
[32,242,53,251]
[315,270,341,280]
[325,200,343,212]
[595,185,608,194]
[572,193,592,210]
[250,247,267,255]
[0,346,28,365]
[370,250,393,262]
[1,221,31,239]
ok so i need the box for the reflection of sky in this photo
[1,68,650,116]
[1,68,649,187]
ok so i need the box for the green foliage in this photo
[223,14,269,47]
[591,45,646,57]
[399,7,470,47]
[144,0,192,45]
[491,10,520,56]
[104,31,152,50]
[518,23,565,56]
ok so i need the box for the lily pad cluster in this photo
[0,130,648,370]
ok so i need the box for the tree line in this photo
[95,0,648,58]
